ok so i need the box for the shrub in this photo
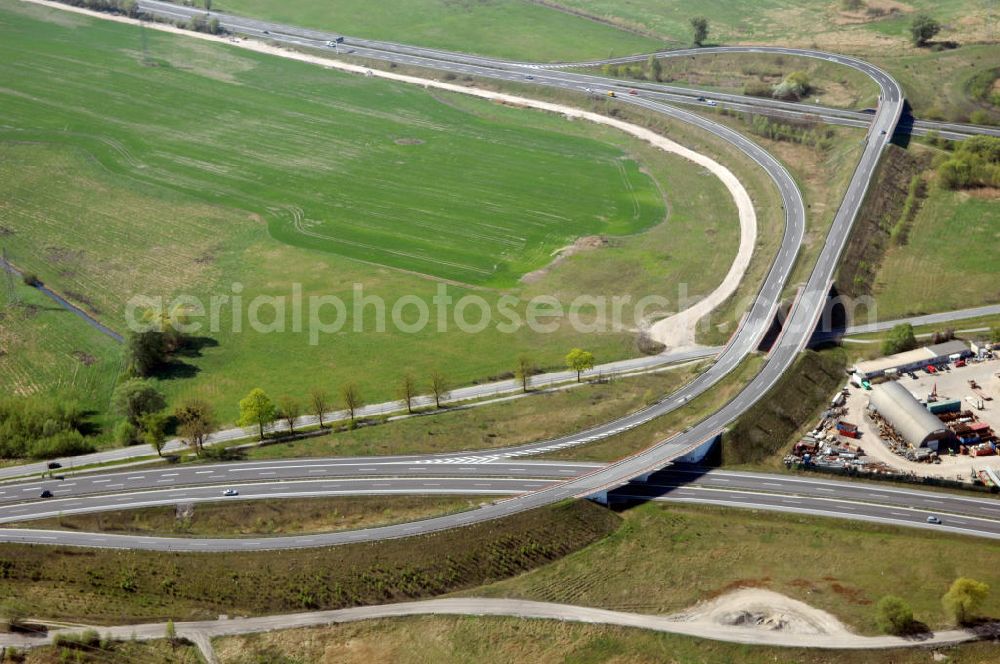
[0,398,92,460]
[875,595,914,634]
[114,420,139,447]
[20,272,41,287]
[936,135,1000,189]
[28,430,95,459]
[53,628,101,649]
[772,71,811,100]
[882,323,917,356]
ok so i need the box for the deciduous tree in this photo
[341,382,364,425]
[399,374,417,414]
[516,356,535,393]
[942,578,989,624]
[910,14,941,46]
[882,323,917,356]
[175,399,216,455]
[138,411,169,456]
[309,387,331,429]
[277,395,302,436]
[430,371,450,409]
[237,388,276,441]
[112,379,166,426]
[565,348,595,382]
[646,54,662,81]
[690,17,709,46]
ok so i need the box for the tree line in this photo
[109,346,597,457]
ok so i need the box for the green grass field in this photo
[0,276,121,427]
[0,1,752,427]
[20,495,481,537]
[0,2,663,289]
[874,189,1000,319]
[218,0,660,61]
[470,502,1000,634]
[550,0,995,52]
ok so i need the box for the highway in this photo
[16,0,999,555]
[130,1,999,140]
[2,467,999,549]
[15,0,906,549]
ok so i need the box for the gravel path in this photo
[2,593,994,652]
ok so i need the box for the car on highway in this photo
[706,100,717,106]
[39,490,53,498]
[325,40,336,47]
[926,515,942,524]
[628,89,638,95]
[696,96,706,102]
[525,75,534,80]
[223,488,239,497]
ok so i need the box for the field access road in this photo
[133,1,997,141]
[844,304,1000,336]
[4,598,994,653]
[1,598,994,653]
[30,0,901,549]
[3,467,999,548]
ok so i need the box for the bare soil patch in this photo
[520,235,608,284]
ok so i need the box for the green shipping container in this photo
[927,399,961,414]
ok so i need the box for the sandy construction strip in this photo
[22,0,756,351]
[1,592,991,651]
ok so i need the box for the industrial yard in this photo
[787,342,1000,484]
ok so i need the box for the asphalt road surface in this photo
[3,467,998,549]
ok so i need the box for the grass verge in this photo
[212,616,1000,664]
[722,348,848,467]
[13,495,483,538]
[0,499,619,624]
[539,353,765,462]
[238,365,704,460]
[468,502,1000,634]
[21,638,200,664]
